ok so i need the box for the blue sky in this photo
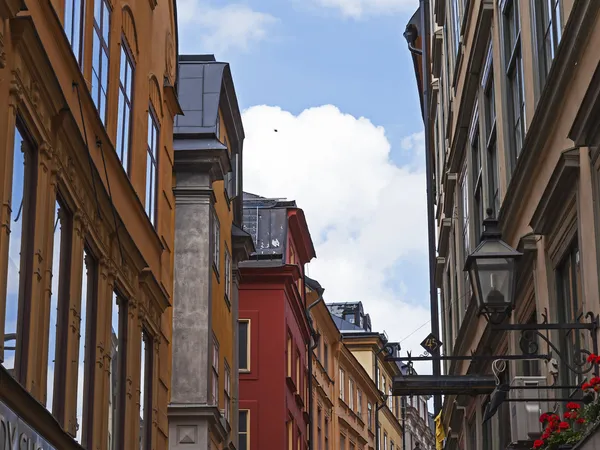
[182,0,432,365]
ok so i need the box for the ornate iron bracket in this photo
[387,310,600,381]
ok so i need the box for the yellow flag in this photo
[435,411,445,450]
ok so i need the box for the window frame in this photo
[224,244,231,303]
[239,319,251,372]
[224,360,231,422]
[145,106,159,227]
[501,0,526,172]
[64,0,86,67]
[212,335,219,405]
[239,409,249,450]
[339,368,345,401]
[109,289,128,450]
[91,0,111,125]
[212,209,220,276]
[533,0,562,89]
[116,40,135,174]
[139,330,153,450]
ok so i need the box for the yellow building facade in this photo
[0,0,180,448]
[308,281,382,450]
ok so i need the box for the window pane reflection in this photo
[4,126,29,376]
[139,332,151,449]
[108,292,121,450]
[64,0,85,67]
[91,0,110,125]
[117,42,134,169]
[46,200,68,413]
[76,249,96,447]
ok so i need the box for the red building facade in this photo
[239,194,316,450]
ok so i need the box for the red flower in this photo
[542,431,550,440]
[533,440,545,449]
[563,412,573,419]
[559,422,570,430]
[588,353,597,363]
[583,382,591,390]
[595,355,600,364]
[578,418,586,424]
[591,377,600,385]
[539,413,549,423]
[567,402,581,410]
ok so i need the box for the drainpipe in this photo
[305,281,325,450]
[402,397,407,450]
[405,0,442,416]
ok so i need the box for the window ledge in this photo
[286,376,297,393]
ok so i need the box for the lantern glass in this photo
[470,257,516,312]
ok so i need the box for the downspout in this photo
[405,0,442,415]
[305,282,325,450]
[402,397,407,450]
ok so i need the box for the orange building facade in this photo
[0,0,180,448]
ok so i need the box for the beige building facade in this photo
[410,0,600,448]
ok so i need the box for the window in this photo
[145,109,159,227]
[239,410,249,450]
[482,41,499,217]
[139,331,152,450]
[557,241,583,388]
[4,125,34,377]
[467,416,477,450]
[368,403,373,430]
[225,150,239,201]
[451,0,461,58]
[76,250,97,447]
[340,434,346,450]
[391,443,395,450]
[64,0,85,66]
[287,419,293,450]
[91,0,110,124]
[535,0,562,87]
[295,351,300,387]
[323,341,329,373]
[212,337,219,405]
[287,332,292,377]
[239,320,250,371]
[348,379,355,410]
[216,111,221,140]
[357,390,362,417]
[224,361,231,422]
[460,163,471,305]
[339,369,345,401]
[224,246,231,302]
[384,433,388,450]
[502,0,526,170]
[317,408,322,450]
[471,121,483,241]
[382,378,386,397]
[388,388,393,409]
[108,292,126,450]
[46,198,72,416]
[212,210,220,273]
[325,417,329,450]
[116,43,134,173]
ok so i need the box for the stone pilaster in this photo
[169,162,216,450]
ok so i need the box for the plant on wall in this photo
[532,354,600,450]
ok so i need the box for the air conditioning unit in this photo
[510,376,549,444]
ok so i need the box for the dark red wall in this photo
[239,275,310,450]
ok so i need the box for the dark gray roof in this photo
[174,55,244,148]
[327,302,364,317]
[330,314,364,332]
[243,192,297,209]
[305,276,324,294]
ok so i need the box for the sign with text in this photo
[420,333,443,355]
[0,400,56,449]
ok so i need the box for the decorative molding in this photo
[432,28,443,79]
[437,217,452,257]
[443,172,458,218]
[530,147,580,234]
[121,6,139,59]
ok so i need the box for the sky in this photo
[178,0,434,373]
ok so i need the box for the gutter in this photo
[305,280,325,450]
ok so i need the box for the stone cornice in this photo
[529,147,580,235]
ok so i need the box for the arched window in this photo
[91,0,111,124]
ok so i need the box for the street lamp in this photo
[464,209,522,325]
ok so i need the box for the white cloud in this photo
[242,105,433,374]
[177,0,277,55]
[311,0,417,19]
